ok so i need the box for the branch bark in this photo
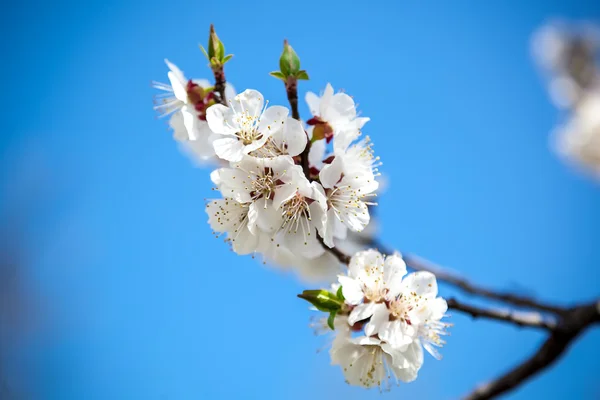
[404,253,564,314]
[447,298,556,330]
[212,66,227,105]
[463,301,600,400]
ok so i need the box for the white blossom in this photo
[330,316,423,389]
[305,83,369,144]
[210,156,301,234]
[272,174,329,259]
[314,137,380,247]
[554,91,600,176]
[338,249,449,357]
[205,198,266,255]
[206,89,289,162]
[249,117,308,159]
[153,59,234,165]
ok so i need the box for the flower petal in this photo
[280,117,307,156]
[308,138,326,167]
[401,271,438,298]
[206,104,237,136]
[213,137,245,162]
[383,254,407,297]
[258,105,289,133]
[337,276,363,305]
[305,91,321,116]
[165,59,187,102]
[319,156,344,189]
[364,303,389,336]
[233,89,264,119]
[348,302,377,326]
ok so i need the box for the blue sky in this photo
[1,0,599,399]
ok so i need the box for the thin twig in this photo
[447,298,556,330]
[285,75,312,180]
[332,237,565,314]
[404,253,565,314]
[212,66,227,106]
[463,300,600,400]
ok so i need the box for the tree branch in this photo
[463,301,600,400]
[212,67,227,105]
[333,236,565,314]
[447,298,556,330]
[403,253,565,314]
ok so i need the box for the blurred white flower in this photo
[330,316,422,390]
[153,59,235,165]
[554,91,600,176]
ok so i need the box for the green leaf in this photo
[336,286,345,301]
[296,70,309,80]
[279,55,290,77]
[199,45,209,60]
[208,25,217,60]
[269,71,286,81]
[327,311,337,330]
[216,39,225,61]
[223,54,233,64]
[297,290,343,313]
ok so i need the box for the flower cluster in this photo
[302,250,449,389]
[153,27,448,392]
[156,57,379,279]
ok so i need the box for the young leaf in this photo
[199,45,209,60]
[269,71,286,81]
[223,54,234,64]
[327,311,337,330]
[296,70,309,80]
[336,286,345,301]
[297,290,343,313]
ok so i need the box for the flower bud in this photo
[298,289,343,312]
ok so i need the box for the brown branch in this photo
[447,298,556,330]
[285,75,312,180]
[212,66,227,105]
[403,253,565,314]
[463,300,600,400]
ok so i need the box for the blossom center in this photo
[279,192,313,244]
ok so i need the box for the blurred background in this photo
[1,0,599,398]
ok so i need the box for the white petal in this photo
[254,200,283,233]
[165,59,187,102]
[319,156,344,189]
[281,117,307,156]
[224,82,236,100]
[247,202,259,234]
[337,276,363,305]
[272,183,297,210]
[305,91,321,116]
[348,302,377,326]
[213,137,245,162]
[341,200,370,232]
[231,226,260,255]
[348,249,384,279]
[234,89,264,119]
[402,271,438,298]
[258,105,289,133]
[206,104,237,136]
[333,128,360,153]
[364,303,389,336]
[181,106,199,140]
[383,254,407,297]
[308,138,326,167]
